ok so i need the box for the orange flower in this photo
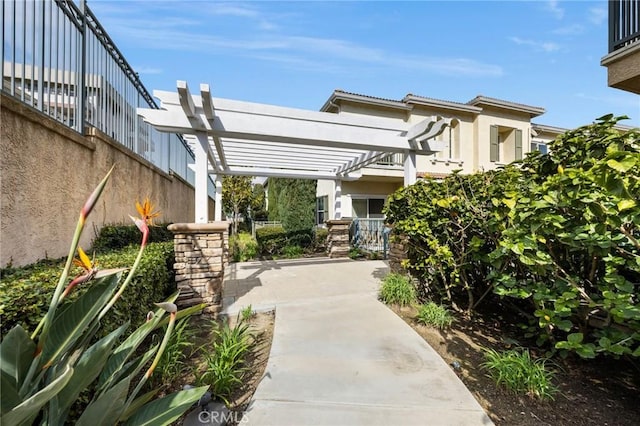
[62,247,97,299]
[135,198,161,226]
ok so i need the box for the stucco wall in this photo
[1,93,211,267]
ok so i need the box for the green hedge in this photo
[255,226,314,256]
[0,241,175,337]
[385,115,640,358]
[229,232,258,262]
[92,223,174,252]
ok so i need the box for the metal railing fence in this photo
[1,0,195,184]
[609,0,640,52]
[350,218,390,257]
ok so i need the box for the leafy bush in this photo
[482,349,557,400]
[282,245,304,258]
[256,226,313,257]
[0,241,176,337]
[229,232,258,262]
[313,228,329,252]
[92,223,174,252]
[379,273,417,306]
[386,115,640,358]
[199,318,253,404]
[416,302,454,329]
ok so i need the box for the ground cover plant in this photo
[416,302,455,329]
[385,115,640,359]
[0,169,208,425]
[482,348,557,400]
[198,316,254,404]
[378,273,417,306]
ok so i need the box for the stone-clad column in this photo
[168,222,230,315]
[325,219,352,258]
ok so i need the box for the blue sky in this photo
[89,0,640,129]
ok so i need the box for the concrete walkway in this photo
[222,258,493,426]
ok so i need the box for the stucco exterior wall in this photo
[1,93,210,267]
[474,108,533,171]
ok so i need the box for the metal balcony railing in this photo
[374,152,404,167]
[1,0,197,185]
[609,0,640,53]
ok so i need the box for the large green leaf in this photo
[76,376,130,426]
[123,386,209,426]
[99,292,178,389]
[0,326,35,392]
[1,372,22,415]
[40,275,120,369]
[119,389,159,422]
[50,323,129,421]
[0,364,73,426]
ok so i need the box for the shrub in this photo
[379,273,417,306]
[385,115,640,358]
[416,302,454,329]
[256,226,313,257]
[92,223,174,252]
[199,318,253,404]
[482,348,557,400]
[0,241,176,337]
[282,245,304,258]
[312,228,329,252]
[229,232,258,262]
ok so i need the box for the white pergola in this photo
[138,81,452,223]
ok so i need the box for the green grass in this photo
[240,305,254,322]
[416,302,454,329]
[198,318,253,404]
[482,348,558,400]
[379,273,417,306]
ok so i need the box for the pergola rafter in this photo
[138,81,450,223]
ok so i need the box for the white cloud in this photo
[546,0,564,19]
[509,37,560,53]
[552,24,584,35]
[588,8,607,26]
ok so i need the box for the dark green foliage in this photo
[255,226,313,257]
[152,317,196,388]
[0,242,176,336]
[386,115,640,358]
[92,224,174,252]
[267,178,317,231]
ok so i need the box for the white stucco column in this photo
[334,179,342,219]
[404,150,417,186]
[194,132,209,223]
[214,175,223,221]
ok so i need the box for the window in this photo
[490,125,523,163]
[531,141,548,154]
[352,198,385,219]
[316,196,328,225]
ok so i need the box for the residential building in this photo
[316,90,566,224]
[601,0,640,94]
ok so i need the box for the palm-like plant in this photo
[0,168,208,425]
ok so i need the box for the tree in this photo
[267,178,317,231]
[251,183,267,221]
[222,176,253,234]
